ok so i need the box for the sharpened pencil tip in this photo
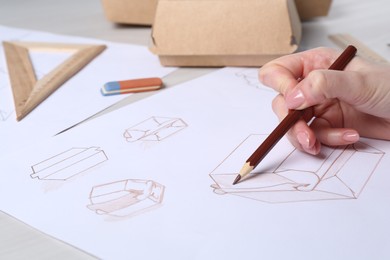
[232,175,241,185]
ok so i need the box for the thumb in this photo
[285,70,367,110]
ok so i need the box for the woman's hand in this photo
[259,47,390,154]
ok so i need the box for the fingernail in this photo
[305,146,318,155]
[297,132,310,149]
[343,132,360,142]
[287,89,305,108]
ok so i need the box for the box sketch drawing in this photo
[87,179,165,218]
[30,147,108,181]
[123,116,187,142]
[210,134,385,203]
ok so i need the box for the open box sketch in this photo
[123,116,187,142]
[210,134,385,203]
[30,147,108,181]
[87,179,165,218]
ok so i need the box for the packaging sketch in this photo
[123,116,187,142]
[210,134,384,203]
[30,147,108,181]
[87,179,165,218]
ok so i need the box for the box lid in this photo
[151,0,302,56]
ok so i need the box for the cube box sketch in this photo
[210,134,385,203]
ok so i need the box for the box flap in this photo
[152,0,301,56]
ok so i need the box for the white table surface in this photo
[0,0,389,258]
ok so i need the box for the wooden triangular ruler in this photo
[2,41,106,121]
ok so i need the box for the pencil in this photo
[232,45,358,185]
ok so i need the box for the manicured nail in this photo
[343,132,360,142]
[287,89,305,108]
[297,132,310,148]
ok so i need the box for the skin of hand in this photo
[259,47,390,155]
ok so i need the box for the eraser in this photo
[101,77,163,96]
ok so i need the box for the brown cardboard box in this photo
[150,0,302,67]
[101,0,332,26]
[294,0,332,21]
[101,0,157,25]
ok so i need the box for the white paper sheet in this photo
[1,67,390,260]
[0,25,176,156]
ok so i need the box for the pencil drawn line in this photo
[235,68,273,92]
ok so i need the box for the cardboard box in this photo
[150,0,302,67]
[101,0,332,26]
[101,0,157,25]
[294,0,332,21]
